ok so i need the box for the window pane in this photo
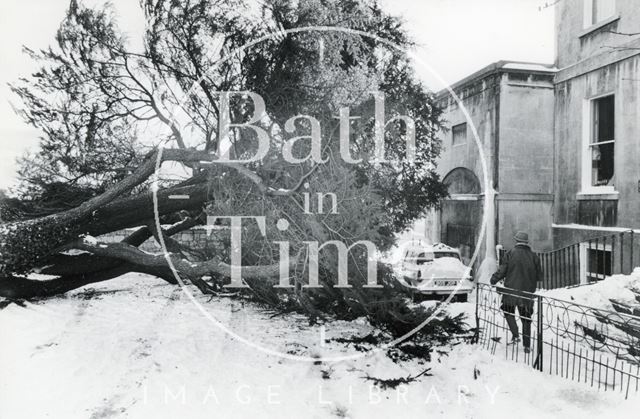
[593,0,616,24]
[590,95,615,187]
[587,248,612,280]
[452,123,466,146]
[594,95,615,143]
[591,143,615,186]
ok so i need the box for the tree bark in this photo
[0,149,206,274]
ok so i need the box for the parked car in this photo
[396,242,474,302]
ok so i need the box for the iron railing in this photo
[475,283,640,398]
[498,230,639,290]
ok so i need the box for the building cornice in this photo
[436,60,557,100]
[555,37,640,84]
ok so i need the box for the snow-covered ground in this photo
[539,268,640,310]
[1,273,638,419]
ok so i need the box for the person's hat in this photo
[514,231,529,244]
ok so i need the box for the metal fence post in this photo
[535,295,544,372]
[630,231,635,275]
[474,285,480,344]
[618,232,623,276]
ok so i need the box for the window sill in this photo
[576,190,619,200]
[579,15,620,39]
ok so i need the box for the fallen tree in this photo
[1,0,455,337]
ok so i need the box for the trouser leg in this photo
[501,303,519,340]
[519,302,534,348]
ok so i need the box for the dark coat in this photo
[490,244,542,306]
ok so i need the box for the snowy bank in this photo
[0,273,638,418]
[539,268,640,311]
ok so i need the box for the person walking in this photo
[490,231,543,352]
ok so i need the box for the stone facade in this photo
[432,61,556,267]
[553,0,640,247]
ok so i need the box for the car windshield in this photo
[434,252,460,260]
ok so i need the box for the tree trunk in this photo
[0,148,297,300]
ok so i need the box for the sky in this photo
[0,0,555,190]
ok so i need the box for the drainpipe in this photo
[485,182,497,261]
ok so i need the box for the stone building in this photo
[433,61,556,266]
[429,0,640,280]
